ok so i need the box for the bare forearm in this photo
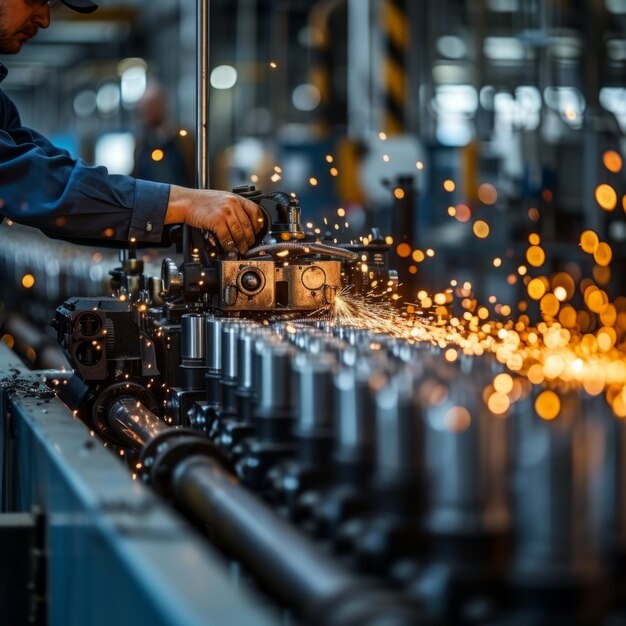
[164,185,190,225]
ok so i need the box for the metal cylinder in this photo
[252,338,296,443]
[254,340,295,417]
[235,328,259,423]
[293,352,336,440]
[373,367,423,485]
[333,324,359,344]
[371,366,426,520]
[313,335,357,367]
[179,313,208,390]
[180,313,206,363]
[423,356,510,536]
[333,362,377,473]
[237,330,256,392]
[205,316,223,371]
[219,322,246,418]
[108,397,170,448]
[511,388,605,586]
[205,316,223,404]
[221,324,239,382]
[585,394,626,564]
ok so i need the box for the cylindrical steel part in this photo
[511,389,603,583]
[237,330,255,390]
[205,316,223,371]
[181,313,206,361]
[108,397,170,448]
[221,324,239,381]
[585,394,626,561]
[373,368,423,483]
[423,357,510,535]
[254,340,295,415]
[293,352,336,438]
[333,363,376,463]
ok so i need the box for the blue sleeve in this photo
[0,89,171,245]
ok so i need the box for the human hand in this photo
[166,186,265,254]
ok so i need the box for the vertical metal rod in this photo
[185,0,211,262]
[197,0,211,191]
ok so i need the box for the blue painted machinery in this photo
[0,342,276,626]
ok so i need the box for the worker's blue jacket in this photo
[0,63,170,246]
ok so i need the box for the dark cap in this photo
[60,0,98,13]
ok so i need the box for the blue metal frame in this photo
[0,343,277,626]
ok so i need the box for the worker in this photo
[132,81,196,188]
[0,0,263,255]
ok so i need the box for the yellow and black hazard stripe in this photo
[381,0,408,135]
[308,2,334,137]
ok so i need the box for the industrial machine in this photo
[51,184,397,437]
[3,2,626,625]
[2,182,624,626]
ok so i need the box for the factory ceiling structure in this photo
[2,1,626,625]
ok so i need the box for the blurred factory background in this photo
[3,0,626,359]
[3,1,626,625]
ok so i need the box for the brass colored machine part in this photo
[218,259,340,311]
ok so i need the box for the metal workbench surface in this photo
[0,342,277,626]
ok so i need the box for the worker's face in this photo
[0,0,51,54]
[136,87,168,128]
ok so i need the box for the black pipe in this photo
[106,398,422,625]
[111,398,342,603]
[172,455,353,609]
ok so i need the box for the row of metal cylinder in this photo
[172,312,626,624]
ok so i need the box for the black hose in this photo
[262,191,292,223]
[245,241,359,262]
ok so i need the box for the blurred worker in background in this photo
[132,81,196,188]
[0,0,263,255]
